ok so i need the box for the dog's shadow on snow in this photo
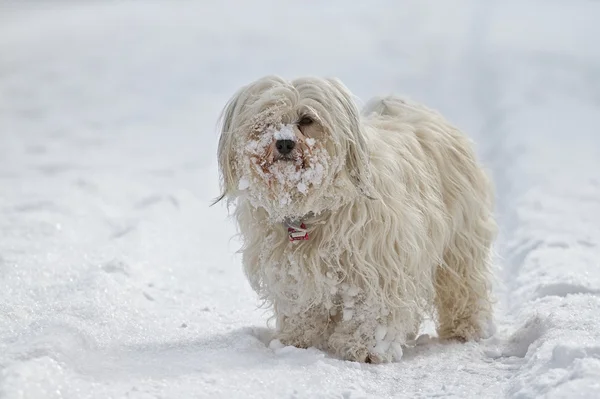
[77,327,460,379]
[78,327,322,379]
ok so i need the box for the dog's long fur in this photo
[215,76,497,363]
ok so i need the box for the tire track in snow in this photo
[463,2,600,397]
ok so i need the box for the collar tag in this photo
[286,222,309,242]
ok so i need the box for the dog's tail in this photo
[361,95,434,119]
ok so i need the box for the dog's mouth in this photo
[274,155,296,163]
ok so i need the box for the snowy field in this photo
[1,1,600,398]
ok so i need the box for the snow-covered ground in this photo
[1,1,600,398]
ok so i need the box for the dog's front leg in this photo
[327,299,408,364]
[273,303,332,350]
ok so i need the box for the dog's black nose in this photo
[275,139,295,155]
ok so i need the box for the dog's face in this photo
[215,76,372,221]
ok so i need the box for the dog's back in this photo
[361,95,437,121]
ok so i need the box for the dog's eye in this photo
[297,116,313,126]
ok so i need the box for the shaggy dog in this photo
[215,76,497,363]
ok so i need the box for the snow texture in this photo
[1,1,600,398]
[272,125,296,141]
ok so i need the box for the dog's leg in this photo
[327,300,412,363]
[434,222,495,341]
[274,305,332,350]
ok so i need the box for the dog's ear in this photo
[212,87,245,206]
[213,76,289,206]
[326,78,375,199]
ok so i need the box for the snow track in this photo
[1,1,599,398]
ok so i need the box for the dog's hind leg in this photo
[434,218,496,341]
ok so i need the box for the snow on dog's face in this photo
[239,120,328,209]
[214,76,372,221]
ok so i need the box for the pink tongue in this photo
[287,223,309,242]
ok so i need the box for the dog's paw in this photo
[276,334,310,350]
[328,332,368,362]
[368,341,403,363]
[338,347,400,364]
[365,351,389,364]
[328,333,403,363]
[342,346,370,363]
[439,317,491,343]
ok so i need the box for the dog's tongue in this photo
[285,220,309,241]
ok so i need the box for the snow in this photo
[272,125,296,141]
[1,0,600,398]
[238,177,250,191]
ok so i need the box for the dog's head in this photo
[214,76,372,220]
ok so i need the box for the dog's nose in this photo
[275,139,295,155]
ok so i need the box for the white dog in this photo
[215,76,497,363]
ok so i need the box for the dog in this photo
[214,76,497,363]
